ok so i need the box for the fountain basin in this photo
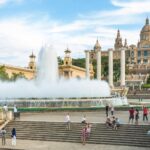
[0,96,128,108]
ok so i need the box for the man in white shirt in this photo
[13,105,17,113]
[13,105,18,120]
[65,113,71,130]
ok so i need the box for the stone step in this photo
[5,121,150,147]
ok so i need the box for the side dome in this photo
[94,39,101,51]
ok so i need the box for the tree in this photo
[72,58,85,68]
[58,56,63,65]
[147,74,150,84]
[10,72,26,81]
[0,66,9,81]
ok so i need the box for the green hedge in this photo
[9,105,150,112]
[142,84,150,88]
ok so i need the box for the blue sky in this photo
[0,0,114,20]
[0,0,150,66]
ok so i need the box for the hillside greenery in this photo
[0,66,26,81]
[72,56,123,81]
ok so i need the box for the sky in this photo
[0,0,150,66]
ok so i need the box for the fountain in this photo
[0,45,128,108]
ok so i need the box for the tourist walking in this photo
[1,128,6,145]
[128,107,135,124]
[13,105,18,120]
[13,105,17,113]
[135,109,139,125]
[143,106,148,122]
[81,127,87,145]
[11,128,16,146]
[110,105,114,116]
[105,104,109,117]
[65,113,71,130]
[3,104,8,121]
[86,123,91,138]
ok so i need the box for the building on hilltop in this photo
[59,47,94,79]
[0,49,94,80]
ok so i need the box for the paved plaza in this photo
[0,110,150,150]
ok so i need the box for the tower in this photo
[124,38,128,48]
[114,29,123,50]
[146,17,149,25]
[64,47,72,65]
[93,39,101,80]
[94,39,101,52]
[28,52,36,70]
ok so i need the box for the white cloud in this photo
[0,0,24,5]
[0,0,150,66]
[0,0,8,4]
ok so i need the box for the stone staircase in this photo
[5,121,150,147]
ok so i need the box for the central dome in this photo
[141,17,150,32]
[140,17,150,42]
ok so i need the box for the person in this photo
[135,109,139,125]
[105,117,112,128]
[110,105,114,116]
[86,123,91,138]
[3,104,8,121]
[13,105,18,120]
[65,113,71,130]
[128,107,135,124]
[1,128,6,145]
[105,104,109,117]
[143,106,148,122]
[112,116,116,129]
[11,128,16,146]
[13,105,17,113]
[81,127,87,145]
[81,115,87,124]
[114,118,120,130]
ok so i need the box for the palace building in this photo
[90,17,150,74]
[0,48,94,80]
[0,17,149,88]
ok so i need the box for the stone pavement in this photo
[0,110,150,150]
[20,111,150,125]
[0,139,150,150]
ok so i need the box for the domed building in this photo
[138,17,150,65]
[127,17,150,73]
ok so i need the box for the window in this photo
[131,51,134,58]
[138,51,141,57]
[144,59,148,64]
[144,51,148,57]
[138,60,141,64]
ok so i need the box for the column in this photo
[85,50,90,79]
[97,51,101,80]
[132,84,134,90]
[120,48,126,86]
[108,49,113,87]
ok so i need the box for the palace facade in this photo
[0,49,94,80]
[0,18,149,87]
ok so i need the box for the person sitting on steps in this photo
[81,115,87,124]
